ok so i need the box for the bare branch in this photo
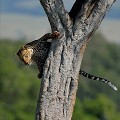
[73,0,116,44]
[39,0,72,32]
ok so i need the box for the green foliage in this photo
[73,95,120,120]
[0,40,40,120]
[0,34,120,120]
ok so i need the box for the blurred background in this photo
[0,0,120,120]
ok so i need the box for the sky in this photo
[0,0,120,43]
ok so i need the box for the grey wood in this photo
[36,0,116,120]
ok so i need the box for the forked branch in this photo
[36,0,116,120]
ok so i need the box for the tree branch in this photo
[36,0,116,120]
[73,0,116,44]
[39,0,72,32]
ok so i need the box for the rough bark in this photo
[36,0,116,120]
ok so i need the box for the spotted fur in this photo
[17,32,59,78]
[17,32,117,91]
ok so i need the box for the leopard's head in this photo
[17,46,33,65]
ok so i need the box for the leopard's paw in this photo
[51,31,60,39]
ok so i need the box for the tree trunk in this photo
[35,0,116,120]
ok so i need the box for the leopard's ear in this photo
[16,49,21,56]
[16,47,26,61]
[16,47,23,56]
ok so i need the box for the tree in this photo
[35,0,116,120]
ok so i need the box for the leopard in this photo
[17,32,59,78]
[17,31,117,91]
